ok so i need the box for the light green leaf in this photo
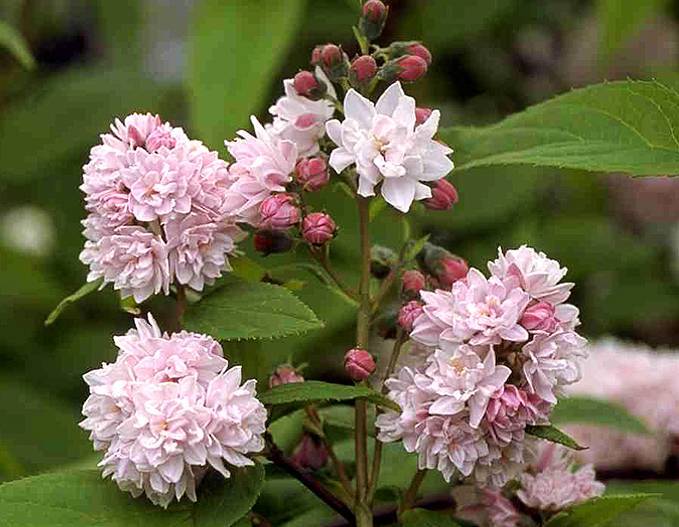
[0,465,264,527]
[525,425,585,451]
[184,278,323,341]
[552,396,649,435]
[401,509,462,527]
[44,278,103,326]
[545,494,659,527]
[605,481,679,526]
[598,0,668,59]
[0,20,35,69]
[441,79,679,176]
[188,0,306,148]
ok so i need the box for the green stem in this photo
[400,469,427,516]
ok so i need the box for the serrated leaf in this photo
[552,396,649,435]
[0,20,35,69]
[525,425,585,450]
[0,465,264,527]
[45,278,103,326]
[401,509,462,526]
[545,494,658,527]
[230,256,267,283]
[441,79,679,176]
[184,279,323,341]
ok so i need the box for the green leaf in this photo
[0,20,35,69]
[188,0,306,148]
[551,396,649,435]
[605,481,679,526]
[598,0,668,59]
[44,278,103,326]
[259,381,400,413]
[525,425,585,451]
[441,79,679,176]
[184,278,323,341]
[545,494,659,527]
[401,509,462,527]
[0,466,264,527]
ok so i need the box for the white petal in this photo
[413,182,432,200]
[375,82,405,116]
[344,89,375,130]
[422,154,454,181]
[392,95,416,131]
[381,177,416,213]
[329,148,355,174]
[325,119,343,146]
[415,109,441,140]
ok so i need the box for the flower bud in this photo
[359,0,388,40]
[317,44,349,81]
[253,230,293,255]
[520,301,559,332]
[269,364,305,388]
[402,269,426,297]
[424,179,459,211]
[349,55,378,86]
[302,212,336,245]
[415,107,433,126]
[417,242,468,289]
[259,194,301,231]
[291,433,329,471]
[296,157,330,191]
[407,43,432,66]
[395,55,428,82]
[344,348,376,381]
[398,300,423,332]
[370,245,398,279]
[311,45,323,66]
[293,70,327,101]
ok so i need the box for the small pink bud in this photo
[296,157,330,192]
[360,0,388,40]
[259,194,301,231]
[253,230,293,255]
[145,127,176,152]
[293,70,326,100]
[401,269,426,296]
[407,43,432,66]
[424,179,459,211]
[302,212,336,245]
[269,364,305,388]
[438,256,468,289]
[395,55,428,82]
[398,300,423,332]
[291,433,329,471]
[520,301,559,332]
[318,44,349,81]
[350,55,378,85]
[321,44,343,68]
[415,107,433,126]
[344,348,376,381]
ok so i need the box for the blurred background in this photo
[1,0,679,489]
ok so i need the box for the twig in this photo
[309,246,359,301]
[400,469,427,515]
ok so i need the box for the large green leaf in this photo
[188,0,306,148]
[0,466,264,527]
[525,425,585,451]
[605,481,679,526]
[184,278,323,341]
[552,396,649,435]
[441,79,679,176]
[545,494,658,527]
[0,20,35,69]
[401,509,461,527]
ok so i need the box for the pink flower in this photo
[326,82,453,212]
[398,300,423,332]
[302,212,336,245]
[258,193,300,230]
[295,157,330,191]
[484,385,550,447]
[269,364,305,388]
[482,488,521,527]
[520,301,559,332]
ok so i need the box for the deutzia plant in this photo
[29,2,662,527]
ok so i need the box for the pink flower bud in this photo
[253,230,293,255]
[293,70,326,100]
[302,212,336,245]
[402,269,426,296]
[318,44,349,81]
[395,55,428,82]
[344,348,376,381]
[520,301,559,332]
[145,126,176,152]
[269,364,305,388]
[424,179,459,211]
[407,43,432,66]
[415,107,433,126]
[291,433,329,471]
[321,44,343,68]
[296,157,330,191]
[350,55,378,85]
[259,194,300,231]
[438,256,468,289]
[360,0,388,40]
[398,300,423,332]
[311,45,323,66]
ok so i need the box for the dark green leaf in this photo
[525,425,586,450]
[44,278,103,326]
[184,278,323,341]
[0,20,35,69]
[545,494,659,527]
[552,396,649,435]
[401,509,461,527]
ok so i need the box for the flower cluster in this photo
[378,246,587,486]
[80,113,244,302]
[80,315,267,507]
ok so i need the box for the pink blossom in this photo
[258,193,300,230]
[482,489,521,527]
[484,385,550,448]
[295,156,330,191]
[398,300,423,332]
[302,212,336,245]
[520,301,558,332]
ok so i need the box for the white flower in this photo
[326,82,453,212]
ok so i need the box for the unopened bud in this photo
[317,44,349,81]
[253,230,293,256]
[259,194,300,231]
[360,0,388,40]
[395,55,428,82]
[349,55,378,86]
[370,245,398,279]
[424,179,459,211]
[407,42,432,66]
[438,256,469,289]
[344,348,376,381]
[291,433,329,471]
[402,269,426,297]
[302,212,336,245]
[296,157,330,191]
[293,70,327,100]
[520,301,558,332]
[415,107,433,126]
[398,300,423,332]
[269,364,305,388]
[311,45,323,66]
